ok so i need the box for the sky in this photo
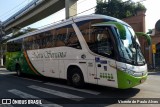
[0,0,160,33]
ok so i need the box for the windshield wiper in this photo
[120,57,136,64]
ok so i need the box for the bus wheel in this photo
[16,65,22,76]
[70,68,84,88]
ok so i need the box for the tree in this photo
[95,0,146,19]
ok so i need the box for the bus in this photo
[4,14,148,89]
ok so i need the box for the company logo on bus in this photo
[31,51,67,59]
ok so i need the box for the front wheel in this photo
[70,68,84,88]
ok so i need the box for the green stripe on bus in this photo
[23,51,43,76]
[5,51,43,76]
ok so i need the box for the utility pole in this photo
[0,21,5,41]
[0,21,5,67]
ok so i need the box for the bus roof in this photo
[7,14,131,42]
[73,14,130,27]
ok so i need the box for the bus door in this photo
[93,27,118,87]
[95,57,117,87]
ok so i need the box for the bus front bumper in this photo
[117,70,147,89]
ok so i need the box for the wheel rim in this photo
[72,73,80,84]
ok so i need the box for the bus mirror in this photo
[92,21,126,40]
[135,32,151,46]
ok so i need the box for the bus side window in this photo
[7,39,22,52]
[93,27,114,58]
[81,26,114,58]
[54,26,67,47]
[66,26,82,49]
[50,29,56,47]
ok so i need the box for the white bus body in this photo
[5,14,148,89]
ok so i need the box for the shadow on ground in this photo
[10,73,140,106]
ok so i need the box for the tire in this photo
[69,68,84,88]
[16,65,22,76]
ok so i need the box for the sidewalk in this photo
[0,67,6,71]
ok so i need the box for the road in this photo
[0,68,160,107]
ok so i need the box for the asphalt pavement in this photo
[0,68,160,107]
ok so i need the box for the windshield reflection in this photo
[117,26,145,65]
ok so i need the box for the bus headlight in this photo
[117,67,126,72]
[127,69,135,76]
[118,67,135,76]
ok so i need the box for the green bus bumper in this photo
[117,70,147,89]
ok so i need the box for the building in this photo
[149,29,160,68]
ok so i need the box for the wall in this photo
[123,10,146,32]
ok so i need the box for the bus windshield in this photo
[118,26,145,65]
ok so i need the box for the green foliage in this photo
[135,2,146,12]
[95,0,146,19]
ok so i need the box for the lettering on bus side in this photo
[31,51,67,59]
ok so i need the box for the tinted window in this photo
[7,39,22,52]
[66,26,81,49]
[77,19,114,58]
[23,25,81,50]
[88,27,114,58]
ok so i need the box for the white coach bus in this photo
[5,14,148,89]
